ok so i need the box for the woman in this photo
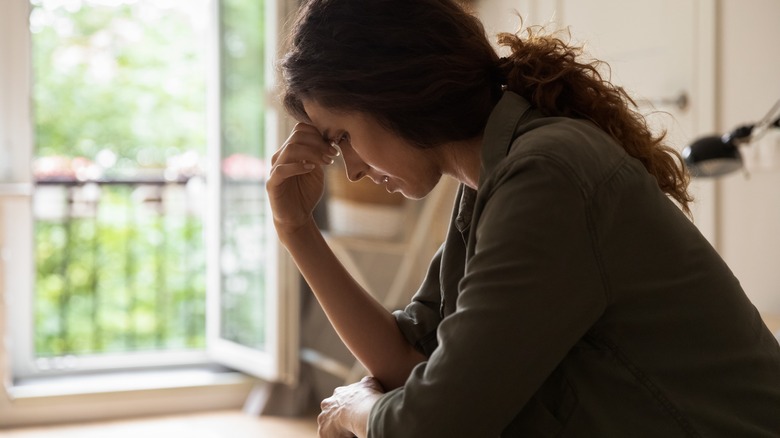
[267,0,780,436]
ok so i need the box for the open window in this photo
[1,0,298,387]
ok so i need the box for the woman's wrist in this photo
[274,218,320,247]
[349,392,381,438]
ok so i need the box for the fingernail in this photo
[322,155,334,164]
[329,146,340,156]
[302,160,315,170]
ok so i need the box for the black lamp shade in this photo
[682,134,743,178]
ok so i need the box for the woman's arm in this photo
[267,123,425,390]
[280,220,425,389]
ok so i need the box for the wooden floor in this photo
[0,411,319,438]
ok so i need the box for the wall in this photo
[717,0,780,314]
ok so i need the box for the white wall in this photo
[717,0,780,313]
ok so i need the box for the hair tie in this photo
[491,57,510,90]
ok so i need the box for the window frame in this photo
[1,0,36,383]
[204,0,299,386]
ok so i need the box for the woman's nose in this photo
[342,152,368,182]
[346,168,366,182]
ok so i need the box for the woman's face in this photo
[302,99,443,200]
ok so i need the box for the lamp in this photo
[683,100,780,178]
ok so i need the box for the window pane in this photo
[30,0,210,362]
[218,0,267,350]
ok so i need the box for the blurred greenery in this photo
[31,0,208,171]
[31,0,269,358]
[35,185,206,355]
[219,0,268,350]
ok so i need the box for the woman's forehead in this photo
[303,100,368,131]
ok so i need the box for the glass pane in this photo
[30,0,210,362]
[218,0,267,350]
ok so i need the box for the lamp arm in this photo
[747,99,780,144]
[683,98,780,178]
[729,124,755,146]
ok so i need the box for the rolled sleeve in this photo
[369,154,607,437]
[393,245,445,358]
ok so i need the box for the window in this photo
[1,0,298,386]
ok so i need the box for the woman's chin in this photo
[394,185,431,201]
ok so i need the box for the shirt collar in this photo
[454,91,534,234]
[478,91,534,187]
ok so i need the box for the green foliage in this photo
[31,0,207,168]
[31,0,211,357]
[221,0,266,158]
[35,186,207,356]
[31,0,269,359]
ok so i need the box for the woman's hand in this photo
[267,122,340,237]
[318,376,385,438]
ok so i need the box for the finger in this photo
[272,143,330,167]
[317,413,329,437]
[333,385,346,394]
[267,161,317,186]
[285,129,330,149]
[283,124,338,150]
[290,122,344,154]
[274,137,340,167]
[317,413,348,438]
[273,146,335,169]
[286,125,339,152]
[292,121,322,135]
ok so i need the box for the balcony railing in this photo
[33,176,207,358]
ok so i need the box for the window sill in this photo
[8,365,252,400]
[1,366,258,428]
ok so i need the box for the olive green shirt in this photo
[368,92,780,437]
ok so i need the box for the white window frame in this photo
[205,0,300,385]
[1,0,36,384]
[1,0,299,388]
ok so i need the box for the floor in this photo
[3,316,778,438]
[0,411,319,438]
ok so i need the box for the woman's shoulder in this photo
[493,116,641,195]
[511,116,624,165]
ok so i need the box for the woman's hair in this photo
[281,0,498,146]
[280,0,692,213]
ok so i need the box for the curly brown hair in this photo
[280,0,692,213]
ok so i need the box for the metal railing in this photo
[33,176,207,357]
